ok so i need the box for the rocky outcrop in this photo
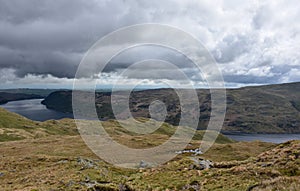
[189,157,214,170]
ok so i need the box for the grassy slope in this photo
[1,135,299,190]
[0,108,77,141]
[0,108,299,190]
[0,107,233,145]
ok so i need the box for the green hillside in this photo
[0,108,77,141]
[0,107,299,190]
[41,82,300,133]
[0,107,233,145]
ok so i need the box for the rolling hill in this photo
[0,107,299,190]
[0,107,233,144]
[0,92,43,105]
[42,82,300,133]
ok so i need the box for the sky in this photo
[0,0,300,89]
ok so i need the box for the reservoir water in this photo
[225,133,300,143]
[0,99,73,121]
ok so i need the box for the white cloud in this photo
[0,0,299,88]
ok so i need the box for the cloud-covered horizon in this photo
[0,0,300,88]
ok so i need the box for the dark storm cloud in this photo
[106,45,194,72]
[0,0,299,87]
[0,0,93,24]
[0,0,135,78]
[0,46,79,78]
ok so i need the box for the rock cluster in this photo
[189,157,214,170]
[175,148,203,155]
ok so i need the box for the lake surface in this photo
[0,99,73,121]
[225,133,300,143]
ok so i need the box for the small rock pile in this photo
[175,148,203,155]
[189,157,214,170]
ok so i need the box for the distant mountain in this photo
[0,89,65,97]
[41,82,300,133]
[0,92,44,105]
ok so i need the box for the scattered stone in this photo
[57,160,68,164]
[77,157,98,169]
[0,172,4,177]
[175,148,203,155]
[87,183,117,191]
[182,180,201,191]
[139,160,147,168]
[261,163,272,167]
[85,176,91,183]
[84,181,98,188]
[66,180,75,187]
[119,183,133,191]
[199,160,213,169]
[138,160,155,168]
[189,157,213,170]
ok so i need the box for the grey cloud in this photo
[0,0,299,87]
[0,0,95,24]
[0,46,80,78]
[213,34,254,63]
[223,74,279,85]
[106,45,194,72]
[252,5,272,30]
[0,0,133,78]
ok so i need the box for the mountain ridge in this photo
[41,82,300,134]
